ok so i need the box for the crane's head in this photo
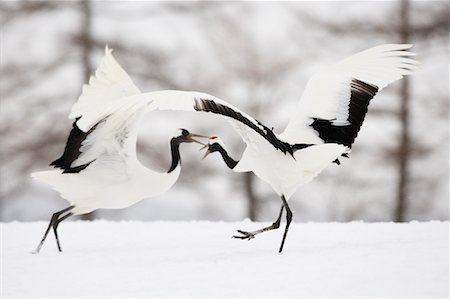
[173,128,208,145]
[200,136,227,160]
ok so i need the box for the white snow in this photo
[1,221,448,298]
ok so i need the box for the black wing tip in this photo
[310,78,379,147]
[49,118,98,173]
[49,156,94,173]
[351,78,378,94]
[292,143,314,151]
[194,98,294,155]
[49,157,64,168]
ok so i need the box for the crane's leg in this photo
[33,206,74,254]
[233,205,284,240]
[278,195,293,253]
[52,212,73,252]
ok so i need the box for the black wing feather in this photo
[50,118,98,173]
[194,98,296,155]
[310,78,378,148]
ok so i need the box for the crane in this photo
[31,48,210,253]
[173,44,417,252]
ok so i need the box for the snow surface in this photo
[1,221,448,298]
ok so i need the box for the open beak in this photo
[187,133,209,145]
[199,144,211,160]
[201,148,211,160]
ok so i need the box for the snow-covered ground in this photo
[1,221,448,298]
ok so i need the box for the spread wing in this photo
[70,46,141,132]
[51,47,143,173]
[145,91,292,154]
[279,44,418,147]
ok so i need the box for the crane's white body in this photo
[33,159,181,215]
[233,140,347,199]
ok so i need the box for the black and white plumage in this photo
[31,44,418,253]
[171,44,417,252]
[31,48,209,253]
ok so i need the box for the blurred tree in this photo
[244,173,258,221]
[396,0,411,222]
[394,0,449,221]
[80,0,93,83]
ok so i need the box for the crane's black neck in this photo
[210,143,238,169]
[168,138,182,173]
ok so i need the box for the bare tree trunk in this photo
[81,0,93,82]
[244,172,258,221]
[79,0,94,221]
[395,0,411,222]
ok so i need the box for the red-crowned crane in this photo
[31,48,210,253]
[173,44,418,252]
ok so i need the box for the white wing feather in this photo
[280,44,418,145]
[333,44,417,88]
[146,90,268,147]
[70,46,141,132]
[70,91,268,173]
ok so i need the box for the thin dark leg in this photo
[53,212,73,252]
[233,205,284,240]
[33,206,74,254]
[33,213,59,254]
[278,195,293,253]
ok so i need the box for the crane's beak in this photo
[201,148,211,160]
[198,144,211,160]
[187,133,209,145]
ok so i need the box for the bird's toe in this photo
[232,229,256,240]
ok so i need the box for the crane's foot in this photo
[232,229,256,240]
[232,206,285,242]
